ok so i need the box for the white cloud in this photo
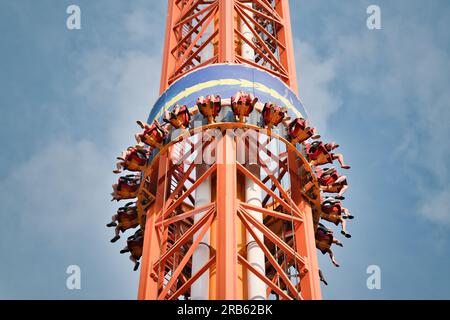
[75,49,161,150]
[296,40,341,135]
[0,1,164,298]
[0,139,109,244]
[420,188,450,227]
[124,3,166,43]
[296,14,450,227]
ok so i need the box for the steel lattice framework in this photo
[136,123,322,300]
[160,0,298,93]
[109,0,351,301]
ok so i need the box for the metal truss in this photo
[160,0,298,93]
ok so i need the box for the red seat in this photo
[141,122,166,148]
[231,92,256,121]
[262,103,285,128]
[164,105,191,129]
[288,118,314,143]
[197,95,221,123]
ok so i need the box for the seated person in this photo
[163,104,191,129]
[321,197,351,238]
[120,229,144,271]
[107,202,139,243]
[316,167,349,200]
[288,117,320,144]
[135,120,167,148]
[306,141,350,169]
[315,223,343,267]
[113,146,148,174]
[322,197,354,219]
[262,102,286,129]
[231,91,258,122]
[111,174,141,201]
[196,95,221,124]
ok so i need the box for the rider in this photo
[111,174,141,201]
[113,146,149,174]
[196,95,221,124]
[316,167,349,200]
[231,91,258,122]
[135,120,168,148]
[315,223,343,267]
[306,141,350,169]
[163,104,191,129]
[107,202,140,243]
[261,102,286,129]
[321,197,352,238]
[288,117,320,143]
[120,229,144,271]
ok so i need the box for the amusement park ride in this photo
[108,0,352,300]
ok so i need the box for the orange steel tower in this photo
[110,0,351,301]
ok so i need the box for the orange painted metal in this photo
[218,0,235,63]
[138,155,168,300]
[215,132,238,299]
[158,0,300,92]
[136,123,323,300]
[288,151,322,300]
[136,0,323,300]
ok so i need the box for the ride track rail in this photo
[136,122,323,230]
[128,103,329,299]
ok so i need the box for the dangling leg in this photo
[337,185,349,198]
[327,249,340,267]
[333,153,350,169]
[120,246,129,254]
[135,133,142,144]
[335,175,347,184]
[340,218,351,238]
[113,162,123,174]
[129,255,140,271]
[106,214,118,227]
[110,226,121,243]
[342,207,354,219]
[319,269,328,286]
[311,127,321,139]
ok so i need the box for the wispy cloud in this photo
[0,1,164,298]
[296,40,341,135]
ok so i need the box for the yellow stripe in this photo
[151,78,303,121]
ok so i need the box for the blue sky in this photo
[0,0,449,299]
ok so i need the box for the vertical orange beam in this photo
[138,155,169,299]
[288,151,322,299]
[215,131,238,299]
[160,0,180,93]
[218,0,235,63]
[275,0,298,93]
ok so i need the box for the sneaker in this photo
[110,235,120,243]
[341,165,351,170]
[133,262,140,271]
[106,222,117,227]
